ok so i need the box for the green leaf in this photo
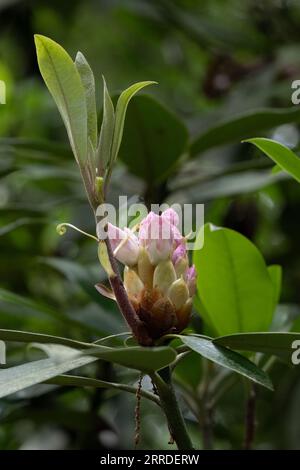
[110,81,156,164]
[34,35,87,165]
[171,170,286,202]
[0,344,98,399]
[118,94,188,183]
[181,336,273,390]
[268,265,282,309]
[0,328,92,349]
[82,345,177,372]
[244,138,300,184]
[0,341,176,399]
[45,375,160,405]
[214,332,300,364]
[193,224,276,336]
[75,51,98,149]
[191,107,300,158]
[97,76,115,171]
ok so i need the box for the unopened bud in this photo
[168,278,189,310]
[153,260,176,295]
[98,241,115,278]
[137,247,154,287]
[124,267,144,299]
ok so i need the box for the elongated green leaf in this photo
[181,336,273,390]
[193,224,276,336]
[0,345,98,399]
[82,345,177,372]
[45,375,160,405]
[34,35,87,165]
[171,170,286,203]
[97,76,115,170]
[191,107,300,158]
[0,328,176,371]
[214,332,300,364]
[0,341,176,399]
[118,94,188,183]
[0,328,92,349]
[244,138,300,183]
[111,81,156,163]
[75,51,97,149]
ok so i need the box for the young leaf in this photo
[244,138,300,183]
[193,224,276,336]
[110,81,157,164]
[75,51,98,149]
[97,76,115,172]
[214,332,300,364]
[181,336,273,390]
[34,35,87,166]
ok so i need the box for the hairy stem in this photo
[152,367,194,450]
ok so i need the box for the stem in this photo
[243,383,257,450]
[104,237,153,346]
[152,367,194,450]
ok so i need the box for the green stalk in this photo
[152,367,194,450]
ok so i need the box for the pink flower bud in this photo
[185,265,197,296]
[105,223,139,266]
[172,242,187,265]
[139,212,175,265]
[162,208,179,227]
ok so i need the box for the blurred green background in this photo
[1,0,300,450]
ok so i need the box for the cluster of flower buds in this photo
[99,209,197,339]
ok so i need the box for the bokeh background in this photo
[1,0,300,449]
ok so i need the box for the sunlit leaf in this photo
[193,224,276,335]
[34,35,87,166]
[244,138,300,184]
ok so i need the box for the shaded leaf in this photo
[191,107,300,158]
[181,336,273,390]
[119,94,188,183]
[97,76,115,171]
[75,51,98,149]
[214,332,300,364]
[45,374,160,405]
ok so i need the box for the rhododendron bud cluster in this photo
[99,209,197,339]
